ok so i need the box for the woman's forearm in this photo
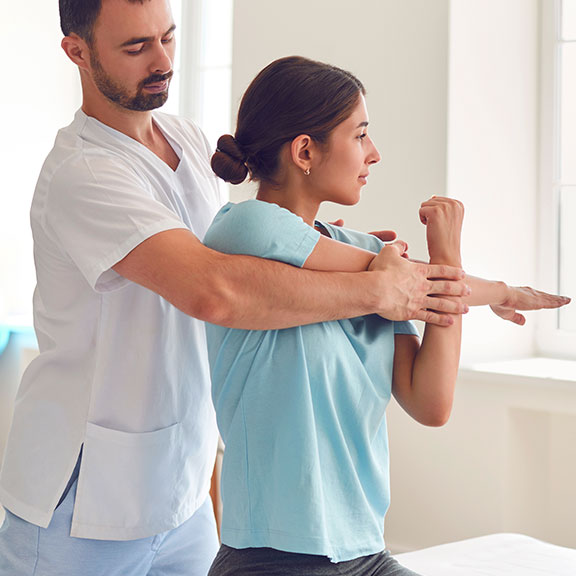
[394,276,462,427]
[463,275,509,307]
[406,315,462,425]
[392,197,464,426]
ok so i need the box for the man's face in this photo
[88,0,176,111]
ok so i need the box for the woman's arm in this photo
[304,220,569,325]
[391,197,464,426]
[303,233,388,272]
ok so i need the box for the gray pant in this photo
[208,545,423,576]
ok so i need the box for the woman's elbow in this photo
[421,409,452,428]
[417,401,453,427]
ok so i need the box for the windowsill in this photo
[460,357,576,385]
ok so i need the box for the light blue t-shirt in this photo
[204,200,419,563]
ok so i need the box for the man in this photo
[0,1,564,575]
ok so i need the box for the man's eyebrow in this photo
[120,24,176,47]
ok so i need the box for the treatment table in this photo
[395,533,576,575]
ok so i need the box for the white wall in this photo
[386,368,576,552]
[448,0,540,365]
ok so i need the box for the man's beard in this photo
[90,53,173,111]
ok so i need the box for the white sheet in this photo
[394,533,576,576]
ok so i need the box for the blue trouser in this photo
[0,481,219,576]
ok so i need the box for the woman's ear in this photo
[290,134,314,174]
[61,34,91,72]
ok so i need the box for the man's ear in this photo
[61,34,91,72]
[290,134,315,174]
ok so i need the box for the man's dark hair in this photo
[59,0,146,44]
[59,0,102,43]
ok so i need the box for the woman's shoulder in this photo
[205,200,320,265]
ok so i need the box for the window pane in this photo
[160,0,181,115]
[201,0,233,67]
[560,43,576,183]
[200,68,232,148]
[559,186,576,331]
[563,0,576,40]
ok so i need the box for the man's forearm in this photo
[113,229,468,330]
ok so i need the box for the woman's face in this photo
[311,94,381,207]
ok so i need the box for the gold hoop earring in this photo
[304,168,311,176]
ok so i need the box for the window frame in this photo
[175,0,233,149]
[537,0,575,359]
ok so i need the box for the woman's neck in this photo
[257,183,320,228]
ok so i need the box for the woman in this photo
[203,56,568,576]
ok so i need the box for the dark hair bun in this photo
[211,134,249,185]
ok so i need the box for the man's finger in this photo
[425,263,466,280]
[369,229,397,243]
[427,279,470,298]
[424,296,469,315]
[414,310,455,326]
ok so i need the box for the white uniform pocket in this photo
[71,421,182,540]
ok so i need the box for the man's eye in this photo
[127,45,145,55]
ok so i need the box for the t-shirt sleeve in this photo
[319,222,384,254]
[394,320,421,337]
[45,151,187,292]
[204,200,321,267]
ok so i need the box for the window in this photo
[538,0,576,358]
[172,0,234,149]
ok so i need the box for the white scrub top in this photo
[0,110,224,540]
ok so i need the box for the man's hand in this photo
[369,229,398,244]
[330,220,398,244]
[369,242,469,326]
[490,285,571,325]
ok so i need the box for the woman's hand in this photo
[490,285,571,325]
[419,196,464,267]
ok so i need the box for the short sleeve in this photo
[394,321,421,337]
[204,200,321,267]
[318,221,384,254]
[46,151,187,292]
